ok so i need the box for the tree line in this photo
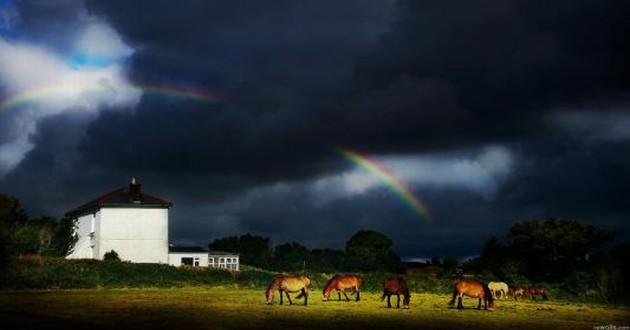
[0,194,76,266]
[1,193,627,300]
[208,230,404,273]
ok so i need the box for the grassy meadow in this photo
[1,286,629,329]
[0,258,628,329]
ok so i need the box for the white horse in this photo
[488,281,509,299]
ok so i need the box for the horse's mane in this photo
[397,277,410,296]
[266,276,283,297]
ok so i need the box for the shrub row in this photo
[0,257,616,304]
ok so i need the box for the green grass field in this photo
[1,287,628,329]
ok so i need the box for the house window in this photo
[181,257,194,266]
[208,255,238,270]
[194,257,199,266]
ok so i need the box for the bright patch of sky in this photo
[0,8,140,177]
[312,146,515,205]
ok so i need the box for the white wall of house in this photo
[67,207,169,263]
[99,208,168,263]
[168,253,210,267]
[66,213,97,259]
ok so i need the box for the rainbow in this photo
[337,147,434,224]
[139,84,226,104]
[0,82,226,112]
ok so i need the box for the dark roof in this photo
[169,246,208,253]
[208,251,240,256]
[65,184,173,217]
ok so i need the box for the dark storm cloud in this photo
[79,0,630,183]
[2,0,629,257]
[497,139,630,218]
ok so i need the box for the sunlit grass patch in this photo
[0,287,628,329]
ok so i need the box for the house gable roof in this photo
[65,179,173,217]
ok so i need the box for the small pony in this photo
[448,281,495,311]
[265,274,311,306]
[488,281,510,299]
[381,277,411,309]
[322,274,362,302]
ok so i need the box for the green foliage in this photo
[344,230,403,273]
[563,271,593,296]
[209,234,273,269]
[273,241,309,271]
[0,257,234,289]
[103,250,121,261]
[506,218,615,282]
[309,248,344,273]
[0,194,77,264]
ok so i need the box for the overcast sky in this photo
[0,0,628,259]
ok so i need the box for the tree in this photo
[310,248,344,273]
[209,234,273,269]
[273,241,310,271]
[505,218,615,282]
[0,194,77,263]
[344,230,403,273]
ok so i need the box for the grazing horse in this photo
[322,274,362,302]
[265,274,311,306]
[513,285,548,301]
[488,281,510,299]
[448,281,495,311]
[525,285,549,300]
[381,277,411,309]
[512,286,526,301]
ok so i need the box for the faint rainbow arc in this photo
[0,83,226,112]
[337,147,435,224]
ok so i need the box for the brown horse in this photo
[448,281,495,311]
[513,285,548,301]
[323,274,362,302]
[381,277,411,309]
[265,274,311,306]
[525,285,549,300]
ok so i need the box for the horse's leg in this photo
[396,293,400,308]
[279,290,283,305]
[341,290,351,301]
[477,297,482,310]
[457,295,463,309]
[303,288,308,306]
[387,294,392,308]
[285,292,293,305]
[356,287,360,301]
[337,290,341,301]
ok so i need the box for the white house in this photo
[208,251,240,271]
[168,246,210,267]
[65,177,240,270]
[65,177,172,263]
